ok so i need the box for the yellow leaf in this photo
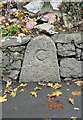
[47,90,62,98]
[34,87,41,91]
[0,95,7,102]
[6,81,12,88]
[19,83,27,87]
[10,88,18,97]
[47,83,53,87]
[71,116,77,120]
[10,91,17,97]
[38,82,46,86]
[71,91,81,96]
[52,83,62,89]
[74,80,83,86]
[68,98,75,105]
[4,87,13,94]
[20,89,25,92]
[30,91,37,97]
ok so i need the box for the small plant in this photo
[1,23,19,36]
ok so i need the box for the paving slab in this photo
[2,81,82,119]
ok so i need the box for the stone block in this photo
[20,35,60,82]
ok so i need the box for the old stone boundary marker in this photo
[20,35,60,82]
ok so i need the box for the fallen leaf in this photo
[74,80,83,86]
[0,95,7,102]
[20,89,25,92]
[71,91,81,96]
[18,83,27,87]
[47,90,62,98]
[4,87,13,94]
[71,116,77,120]
[52,83,62,89]
[38,82,46,86]
[45,97,64,111]
[34,87,41,91]
[47,83,53,87]
[68,98,75,105]
[30,91,37,97]
[10,88,18,97]
[6,81,12,88]
[18,13,24,20]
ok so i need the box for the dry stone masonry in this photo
[0,33,83,82]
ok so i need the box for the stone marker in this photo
[20,35,60,82]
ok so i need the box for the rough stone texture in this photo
[0,36,31,48]
[34,23,56,35]
[51,33,81,44]
[23,0,44,13]
[76,48,81,60]
[81,50,83,60]
[20,35,60,82]
[57,43,76,56]
[60,58,82,78]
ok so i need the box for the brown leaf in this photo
[71,91,81,96]
[68,98,75,105]
[74,80,83,86]
[47,90,62,98]
[45,97,64,111]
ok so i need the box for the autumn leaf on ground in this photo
[0,95,7,102]
[45,97,64,111]
[20,89,25,92]
[68,98,75,105]
[34,87,41,91]
[71,116,77,120]
[30,91,38,97]
[38,82,46,86]
[52,83,62,89]
[47,83,53,87]
[71,91,81,96]
[74,80,83,86]
[18,83,27,87]
[4,87,13,94]
[47,90,62,98]
[6,81,12,88]
[10,88,18,97]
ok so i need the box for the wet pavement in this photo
[2,81,82,119]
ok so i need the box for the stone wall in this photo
[0,33,83,82]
